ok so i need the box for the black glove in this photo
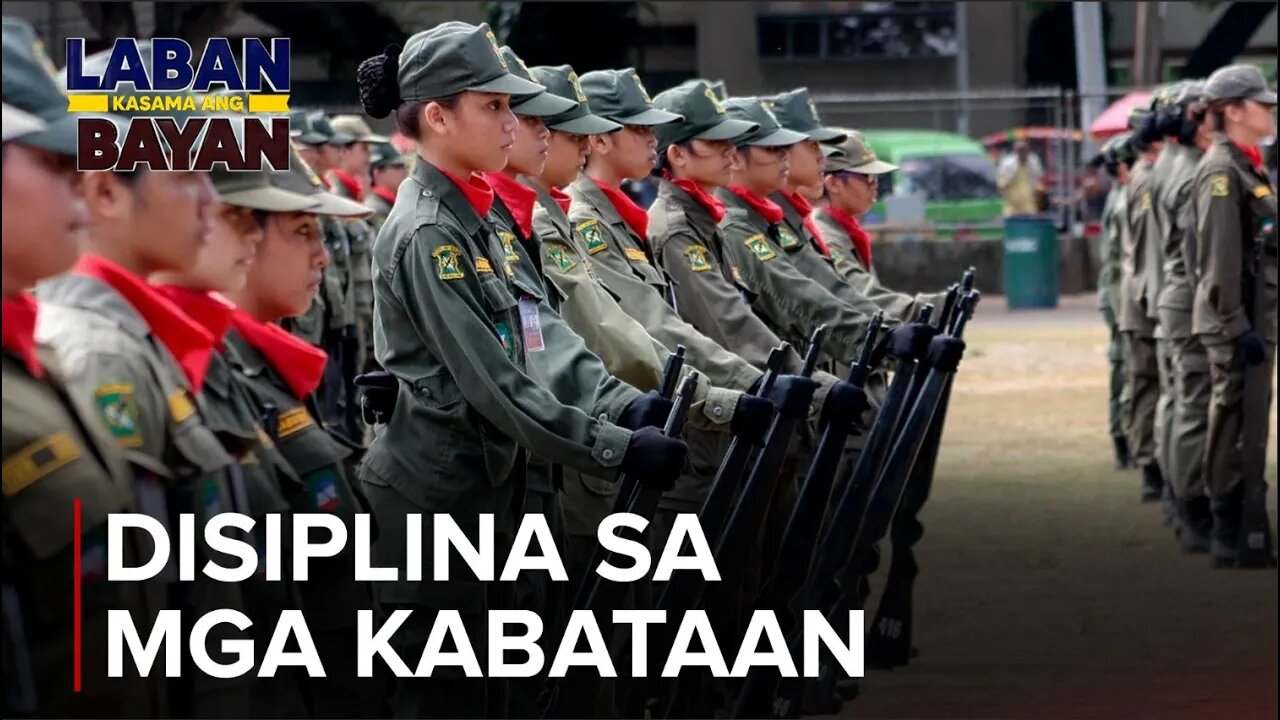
[730,393,776,444]
[621,426,687,491]
[1238,330,1267,366]
[354,371,398,425]
[819,380,871,431]
[618,390,675,430]
[765,374,820,420]
[887,322,938,361]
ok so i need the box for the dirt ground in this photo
[843,294,1279,720]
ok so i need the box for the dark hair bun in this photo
[357,44,402,119]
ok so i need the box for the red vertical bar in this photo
[73,497,82,693]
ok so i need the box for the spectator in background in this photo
[996,138,1044,216]
[1075,157,1112,231]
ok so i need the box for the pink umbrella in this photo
[1090,90,1153,140]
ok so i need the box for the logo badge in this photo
[1209,173,1230,198]
[94,384,142,447]
[432,244,466,280]
[685,244,713,272]
[577,220,607,254]
[546,243,577,273]
[745,234,776,262]
[777,227,800,249]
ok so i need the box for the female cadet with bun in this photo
[1191,64,1277,569]
[354,24,687,718]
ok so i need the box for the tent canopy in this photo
[1089,90,1153,140]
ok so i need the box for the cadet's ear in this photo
[421,100,451,135]
[80,171,134,222]
[587,132,614,155]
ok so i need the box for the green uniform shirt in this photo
[1143,144,1179,324]
[714,187,876,365]
[363,160,631,516]
[35,272,251,716]
[567,174,764,391]
[1192,135,1278,344]
[1119,158,1157,336]
[365,191,396,232]
[1155,143,1204,338]
[2,347,164,718]
[1098,184,1126,315]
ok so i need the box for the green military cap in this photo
[330,114,389,143]
[1203,63,1277,104]
[821,144,845,159]
[305,112,354,146]
[370,141,406,168]
[210,165,322,213]
[1127,106,1151,131]
[3,18,103,155]
[1103,132,1137,165]
[288,109,326,144]
[580,68,683,125]
[723,96,807,147]
[767,87,847,143]
[1174,80,1206,106]
[825,129,897,174]
[529,65,620,135]
[271,147,373,217]
[651,79,757,150]
[397,21,543,102]
[2,101,47,141]
[501,47,576,117]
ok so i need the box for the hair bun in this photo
[357,44,402,119]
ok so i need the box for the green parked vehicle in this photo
[858,129,1004,241]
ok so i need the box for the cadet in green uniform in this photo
[288,113,368,440]
[216,156,389,715]
[1153,81,1216,550]
[354,25,687,717]
[148,157,339,716]
[715,97,879,368]
[2,30,163,717]
[1099,134,1137,469]
[1120,111,1166,502]
[36,40,251,719]
[328,114,390,200]
[815,130,945,323]
[365,142,408,229]
[1191,65,1277,568]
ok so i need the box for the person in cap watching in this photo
[2,22,164,717]
[329,114,391,200]
[1191,63,1277,569]
[355,25,687,717]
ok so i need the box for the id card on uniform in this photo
[518,296,545,352]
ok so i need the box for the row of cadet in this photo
[2,15,963,719]
[1091,68,1277,568]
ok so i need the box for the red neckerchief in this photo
[328,168,364,202]
[371,184,397,205]
[438,166,495,217]
[483,171,538,238]
[1235,142,1264,172]
[728,185,785,225]
[824,207,874,270]
[73,255,215,392]
[2,293,43,378]
[230,309,328,400]
[672,178,727,223]
[779,190,831,257]
[152,285,235,344]
[550,187,573,215]
[593,177,649,241]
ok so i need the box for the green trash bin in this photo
[1002,215,1059,309]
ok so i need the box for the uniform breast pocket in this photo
[478,275,522,363]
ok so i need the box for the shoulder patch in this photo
[1209,173,1230,198]
[685,244,713,272]
[94,383,142,447]
[3,432,82,496]
[545,243,577,273]
[624,247,649,263]
[431,244,466,280]
[777,226,801,249]
[1140,191,1152,211]
[277,407,314,439]
[1253,184,1273,199]
[577,219,607,254]
[475,257,494,274]
[498,230,520,262]
[744,234,777,262]
[167,389,195,423]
